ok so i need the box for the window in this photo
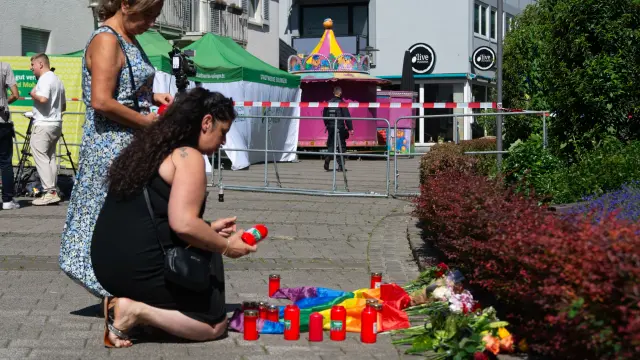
[490,9,497,40]
[503,13,514,37]
[21,27,50,56]
[474,3,489,38]
[300,3,369,39]
[243,0,269,25]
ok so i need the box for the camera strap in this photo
[101,25,140,112]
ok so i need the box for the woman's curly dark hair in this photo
[107,87,236,198]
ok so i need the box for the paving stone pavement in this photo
[0,158,423,360]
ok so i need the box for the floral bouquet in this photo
[392,263,518,359]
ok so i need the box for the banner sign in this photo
[1,56,85,167]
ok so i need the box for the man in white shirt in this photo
[29,53,66,205]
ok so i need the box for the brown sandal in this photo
[103,297,131,348]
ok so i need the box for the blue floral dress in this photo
[59,27,155,298]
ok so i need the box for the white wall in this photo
[0,0,95,56]
[370,0,472,77]
[245,0,280,68]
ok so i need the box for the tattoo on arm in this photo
[179,147,188,158]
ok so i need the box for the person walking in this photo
[323,86,353,172]
[0,61,21,210]
[29,53,66,206]
[59,0,172,298]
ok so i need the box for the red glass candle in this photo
[243,309,259,341]
[258,302,268,320]
[330,305,346,341]
[241,224,269,246]
[370,272,382,289]
[283,304,300,341]
[360,305,377,344]
[268,274,280,297]
[267,305,279,322]
[308,312,324,342]
[242,301,258,311]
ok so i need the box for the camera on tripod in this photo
[169,47,196,94]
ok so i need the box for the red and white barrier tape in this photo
[19,97,497,109]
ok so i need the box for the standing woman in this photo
[59,0,172,297]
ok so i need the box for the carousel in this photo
[288,18,391,149]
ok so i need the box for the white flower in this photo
[432,286,452,301]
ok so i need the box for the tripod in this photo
[13,115,77,196]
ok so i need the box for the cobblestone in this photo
[0,158,422,359]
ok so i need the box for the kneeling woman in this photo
[91,88,257,348]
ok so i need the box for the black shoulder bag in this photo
[143,187,212,292]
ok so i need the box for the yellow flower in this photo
[498,327,510,339]
[518,338,529,352]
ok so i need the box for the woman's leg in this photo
[109,298,227,347]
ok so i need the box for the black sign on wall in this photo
[472,46,496,71]
[408,43,436,74]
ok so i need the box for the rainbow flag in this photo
[228,284,412,334]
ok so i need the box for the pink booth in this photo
[288,19,390,148]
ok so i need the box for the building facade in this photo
[0,0,95,56]
[1,0,281,69]
[280,0,535,147]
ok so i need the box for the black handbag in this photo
[143,186,211,292]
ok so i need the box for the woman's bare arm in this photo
[166,147,233,253]
[86,33,155,129]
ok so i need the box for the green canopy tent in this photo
[27,29,173,73]
[181,33,300,88]
[154,33,302,170]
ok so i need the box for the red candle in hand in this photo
[242,224,268,246]
[269,274,280,297]
[284,304,300,340]
[308,312,324,342]
[157,104,169,115]
[243,309,259,341]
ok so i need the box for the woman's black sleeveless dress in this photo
[91,173,226,325]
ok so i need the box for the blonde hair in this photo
[30,53,50,67]
[97,0,164,21]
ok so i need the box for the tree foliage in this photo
[503,0,640,158]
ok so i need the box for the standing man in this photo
[0,61,21,210]
[29,53,66,206]
[323,86,353,172]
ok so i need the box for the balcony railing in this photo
[154,0,195,36]
[208,3,248,45]
[153,0,247,45]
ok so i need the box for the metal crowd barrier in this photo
[392,111,550,197]
[212,115,392,197]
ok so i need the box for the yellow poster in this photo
[1,56,84,168]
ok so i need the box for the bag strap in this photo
[100,25,140,112]
[143,186,166,255]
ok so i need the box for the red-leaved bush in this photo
[414,165,640,359]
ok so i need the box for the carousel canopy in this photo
[288,18,389,85]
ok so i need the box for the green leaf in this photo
[489,321,509,328]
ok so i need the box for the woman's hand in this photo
[153,93,173,105]
[223,230,257,259]
[144,112,159,125]
[211,216,237,238]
